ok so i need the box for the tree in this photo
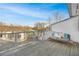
[53,11,62,21]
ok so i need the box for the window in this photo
[0,34,2,37]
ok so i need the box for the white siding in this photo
[52,16,79,42]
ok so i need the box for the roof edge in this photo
[51,15,79,26]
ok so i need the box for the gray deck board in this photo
[1,41,79,56]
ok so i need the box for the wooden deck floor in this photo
[2,40,79,56]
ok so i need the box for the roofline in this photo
[51,15,79,26]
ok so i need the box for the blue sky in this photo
[0,3,69,26]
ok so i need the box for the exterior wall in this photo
[0,32,28,42]
[51,16,79,42]
[1,34,7,40]
[19,33,26,42]
[43,31,53,40]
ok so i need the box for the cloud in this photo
[0,4,69,26]
[0,4,50,19]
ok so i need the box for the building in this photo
[33,22,48,40]
[0,22,33,42]
[50,4,79,42]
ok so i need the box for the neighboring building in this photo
[33,22,48,40]
[0,22,33,42]
[51,15,79,42]
[49,4,79,42]
[0,31,28,42]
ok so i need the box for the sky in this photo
[0,3,69,26]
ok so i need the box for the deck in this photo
[1,40,79,56]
